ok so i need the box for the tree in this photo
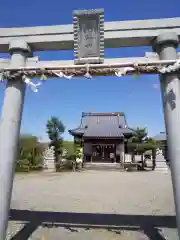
[17,134,44,172]
[19,134,39,149]
[63,140,75,160]
[127,127,158,154]
[46,117,65,167]
[127,127,147,154]
[129,127,147,143]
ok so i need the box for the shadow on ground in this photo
[9,209,176,240]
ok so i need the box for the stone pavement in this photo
[7,170,177,239]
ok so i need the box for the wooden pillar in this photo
[84,140,92,162]
[121,139,125,162]
[116,139,124,163]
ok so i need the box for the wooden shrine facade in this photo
[69,112,136,163]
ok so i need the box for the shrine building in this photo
[69,112,136,163]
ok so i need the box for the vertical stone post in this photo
[153,32,180,237]
[0,40,31,239]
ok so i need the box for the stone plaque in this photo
[73,9,104,64]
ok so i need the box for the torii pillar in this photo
[0,40,31,239]
[153,32,180,237]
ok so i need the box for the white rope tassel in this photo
[40,68,47,80]
[53,71,73,79]
[159,60,180,74]
[84,64,92,79]
[115,69,123,77]
[115,67,135,77]
[22,75,41,92]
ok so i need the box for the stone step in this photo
[84,163,123,171]
[155,169,169,172]
[155,161,169,171]
[156,163,168,167]
[156,166,168,169]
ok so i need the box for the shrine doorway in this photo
[92,144,116,162]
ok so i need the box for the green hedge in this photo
[15,165,43,172]
[127,142,158,154]
[16,135,44,172]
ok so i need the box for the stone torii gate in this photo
[0,10,180,239]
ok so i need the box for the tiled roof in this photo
[81,112,126,128]
[153,132,167,141]
[68,127,85,136]
[83,113,124,138]
[69,112,136,138]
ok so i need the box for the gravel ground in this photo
[7,170,178,239]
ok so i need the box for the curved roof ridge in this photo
[82,112,125,117]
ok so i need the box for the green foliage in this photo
[127,128,158,154]
[58,160,74,171]
[19,134,39,148]
[46,117,65,171]
[74,137,83,159]
[65,154,76,161]
[136,142,157,154]
[46,117,65,141]
[129,127,147,143]
[63,141,74,154]
[63,140,76,160]
[16,134,44,172]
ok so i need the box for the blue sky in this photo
[0,0,179,141]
